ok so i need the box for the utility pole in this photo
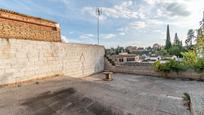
[96,8,102,45]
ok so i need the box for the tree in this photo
[194,11,204,58]
[105,48,116,55]
[115,46,124,54]
[146,46,152,51]
[181,50,198,68]
[125,47,130,53]
[196,11,204,49]
[196,27,204,48]
[195,27,204,58]
[156,49,169,56]
[174,33,182,46]
[185,29,195,47]
[168,34,185,57]
[168,45,185,57]
[165,24,172,49]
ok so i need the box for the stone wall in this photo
[105,58,204,80]
[0,9,61,42]
[0,38,105,85]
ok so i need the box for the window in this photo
[127,58,135,62]
[119,58,123,62]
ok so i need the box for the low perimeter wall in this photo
[0,38,105,85]
[105,58,204,80]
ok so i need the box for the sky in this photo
[0,0,204,48]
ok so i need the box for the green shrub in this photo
[159,62,171,72]
[182,92,190,102]
[153,60,187,73]
[153,61,161,71]
[168,60,187,72]
[153,50,204,73]
[181,50,204,72]
[181,50,198,68]
[182,92,191,109]
[193,58,204,72]
[168,45,186,57]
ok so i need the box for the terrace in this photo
[0,73,203,115]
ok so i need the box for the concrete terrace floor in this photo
[0,73,203,115]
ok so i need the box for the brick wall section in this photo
[0,38,105,85]
[105,58,204,80]
[0,9,61,42]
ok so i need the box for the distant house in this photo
[126,46,137,53]
[144,56,161,62]
[137,47,145,52]
[111,52,140,64]
[171,55,178,60]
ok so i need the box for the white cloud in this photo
[129,21,146,29]
[119,32,126,36]
[61,35,69,43]
[79,34,95,39]
[60,0,69,5]
[82,0,190,21]
[102,34,116,39]
[82,1,142,20]
[102,1,139,19]
[80,0,204,47]
[49,0,70,6]
[146,19,163,25]
[144,0,158,5]
[117,27,128,33]
[145,0,191,19]
[82,7,107,20]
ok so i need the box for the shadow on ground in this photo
[20,87,125,115]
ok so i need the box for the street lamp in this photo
[96,8,102,45]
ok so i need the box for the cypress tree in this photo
[165,24,171,49]
[174,33,181,45]
[174,33,178,44]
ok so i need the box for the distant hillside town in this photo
[106,11,204,65]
